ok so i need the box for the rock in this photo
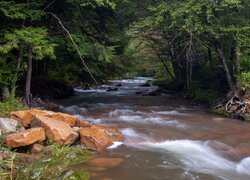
[9,110,32,127]
[73,127,81,133]
[115,83,122,87]
[0,118,24,133]
[43,145,54,155]
[106,87,118,92]
[79,127,112,151]
[10,109,77,127]
[99,126,124,142]
[31,143,44,154]
[45,111,76,127]
[76,120,93,128]
[5,128,46,148]
[86,157,123,169]
[31,115,78,146]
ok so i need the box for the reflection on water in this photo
[58,77,250,180]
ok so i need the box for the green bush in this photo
[0,98,27,117]
[238,72,250,91]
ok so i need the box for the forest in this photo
[0,0,250,110]
[0,0,250,179]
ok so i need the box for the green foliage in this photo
[187,82,220,106]
[0,98,27,117]
[0,1,44,20]
[238,72,250,91]
[0,152,16,180]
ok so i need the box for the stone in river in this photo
[79,127,112,151]
[86,157,124,169]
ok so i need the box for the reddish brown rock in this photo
[31,115,78,146]
[5,128,45,148]
[79,127,112,151]
[46,112,76,127]
[99,126,124,142]
[76,119,93,128]
[9,109,77,127]
[9,110,32,127]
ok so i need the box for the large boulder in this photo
[31,115,78,146]
[0,118,24,134]
[76,119,93,128]
[5,127,45,148]
[79,127,112,151]
[10,109,76,127]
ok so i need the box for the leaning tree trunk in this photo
[25,45,33,105]
[215,43,234,91]
[2,87,10,100]
[11,51,22,98]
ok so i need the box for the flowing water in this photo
[58,77,250,180]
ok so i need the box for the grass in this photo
[15,144,93,180]
[0,143,93,180]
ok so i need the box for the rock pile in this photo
[1,109,123,151]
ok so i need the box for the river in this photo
[58,77,250,180]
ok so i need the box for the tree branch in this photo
[46,12,99,85]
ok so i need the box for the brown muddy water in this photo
[58,77,250,180]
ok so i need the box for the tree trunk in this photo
[11,52,22,97]
[2,87,10,100]
[215,43,234,91]
[231,39,240,76]
[25,45,33,105]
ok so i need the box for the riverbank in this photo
[0,109,123,179]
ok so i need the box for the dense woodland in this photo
[0,0,249,115]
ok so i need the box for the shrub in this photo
[0,98,27,117]
[238,72,250,91]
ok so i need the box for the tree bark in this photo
[2,87,10,100]
[232,39,240,76]
[11,51,22,97]
[215,43,234,91]
[25,45,33,105]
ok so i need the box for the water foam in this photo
[136,140,250,179]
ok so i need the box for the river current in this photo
[58,77,250,180]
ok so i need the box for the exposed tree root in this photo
[214,90,250,120]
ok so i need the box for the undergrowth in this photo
[0,98,27,117]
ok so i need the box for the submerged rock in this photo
[5,127,45,148]
[79,127,112,151]
[31,115,78,146]
[86,157,123,169]
[0,118,24,134]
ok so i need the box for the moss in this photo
[212,107,231,117]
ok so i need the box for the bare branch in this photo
[46,12,99,85]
